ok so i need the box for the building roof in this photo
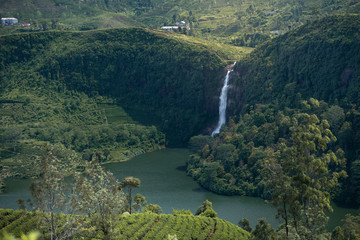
[161,26,179,29]
[1,18,18,20]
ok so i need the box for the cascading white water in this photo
[212,62,236,136]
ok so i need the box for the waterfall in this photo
[211,62,236,136]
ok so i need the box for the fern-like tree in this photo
[71,158,125,240]
[121,176,141,214]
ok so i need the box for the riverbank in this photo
[0,149,358,230]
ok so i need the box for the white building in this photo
[1,18,18,26]
[175,21,186,26]
[160,26,179,31]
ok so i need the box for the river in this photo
[0,148,358,229]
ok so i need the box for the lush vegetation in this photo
[1,0,360,46]
[0,209,250,240]
[189,99,343,193]
[231,14,360,108]
[188,14,360,202]
[188,98,359,237]
[0,149,250,239]
[231,14,360,205]
[0,28,224,143]
[0,27,226,179]
[1,1,360,238]
[186,14,360,238]
[1,208,359,239]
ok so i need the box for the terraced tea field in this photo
[0,209,250,239]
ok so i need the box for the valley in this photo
[0,1,359,239]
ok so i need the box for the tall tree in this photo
[30,145,79,240]
[238,218,252,233]
[195,200,217,218]
[132,193,147,213]
[341,213,360,240]
[252,218,278,240]
[71,158,125,240]
[263,114,347,239]
[121,176,141,214]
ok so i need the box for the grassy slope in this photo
[133,0,360,40]
[0,209,251,240]
[0,0,140,30]
[148,29,253,62]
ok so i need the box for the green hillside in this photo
[231,14,360,204]
[0,209,250,240]
[0,27,228,179]
[1,0,359,46]
[0,0,141,31]
[231,14,360,108]
[187,14,360,206]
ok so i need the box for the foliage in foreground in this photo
[188,98,349,238]
[30,146,79,240]
[24,146,248,239]
[71,158,125,240]
[29,145,126,240]
[1,231,40,240]
[238,213,360,240]
[0,209,251,240]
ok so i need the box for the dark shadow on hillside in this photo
[122,106,161,127]
[0,148,16,159]
[122,105,186,147]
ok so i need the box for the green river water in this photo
[0,148,358,229]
